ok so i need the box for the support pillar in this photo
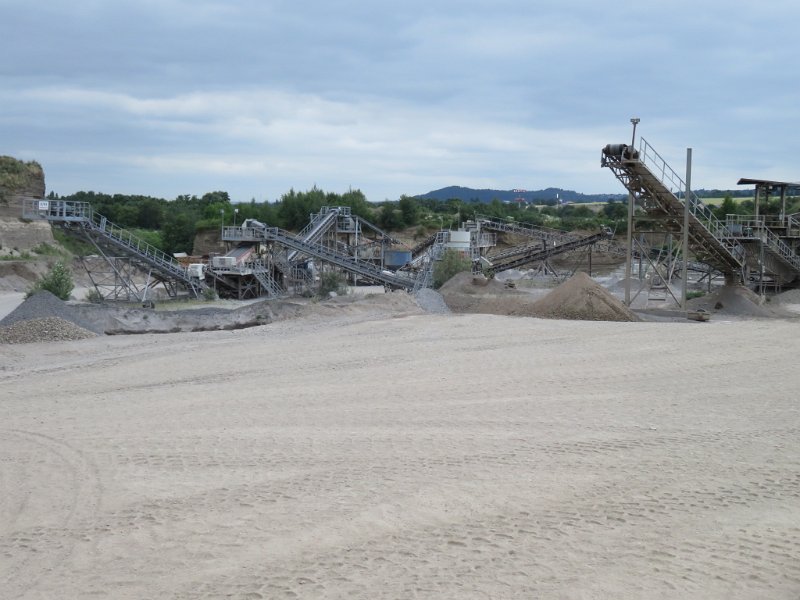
[682,148,691,310]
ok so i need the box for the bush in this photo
[686,290,706,300]
[84,288,104,303]
[26,260,74,300]
[318,270,347,297]
[433,249,472,289]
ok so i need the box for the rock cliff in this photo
[0,156,54,251]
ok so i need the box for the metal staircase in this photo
[722,216,800,282]
[22,199,208,298]
[224,225,418,290]
[286,206,342,262]
[249,261,284,298]
[602,139,800,284]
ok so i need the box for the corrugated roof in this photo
[737,177,800,187]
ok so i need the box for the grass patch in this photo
[0,251,33,261]
[52,227,93,256]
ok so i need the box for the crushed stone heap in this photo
[0,317,96,344]
[531,272,640,322]
[438,271,639,321]
[1,290,104,332]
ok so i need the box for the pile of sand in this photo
[531,271,639,322]
[771,288,800,305]
[439,271,638,322]
[438,272,540,315]
[687,285,776,318]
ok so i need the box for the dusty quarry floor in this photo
[1,310,799,598]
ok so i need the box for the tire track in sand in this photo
[0,429,102,599]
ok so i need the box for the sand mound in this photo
[438,271,638,321]
[531,272,639,322]
[438,272,542,316]
[688,285,775,318]
[439,271,508,296]
[771,288,800,305]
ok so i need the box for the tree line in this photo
[47,187,661,256]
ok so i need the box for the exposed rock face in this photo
[0,220,55,253]
[192,228,226,256]
[0,156,46,215]
[0,155,54,251]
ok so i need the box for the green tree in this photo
[433,249,472,289]
[714,194,738,220]
[27,260,74,300]
[602,199,627,220]
[398,195,419,227]
[161,213,196,255]
[377,204,404,231]
[137,198,163,229]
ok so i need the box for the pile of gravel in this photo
[414,288,451,314]
[531,272,639,322]
[0,290,105,343]
[0,317,96,344]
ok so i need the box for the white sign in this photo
[38,200,49,210]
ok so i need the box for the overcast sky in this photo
[2,0,799,202]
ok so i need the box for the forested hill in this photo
[415,185,753,203]
[415,186,624,203]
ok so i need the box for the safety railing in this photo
[724,216,800,270]
[636,138,747,265]
[476,214,582,244]
[24,199,193,279]
[258,227,417,289]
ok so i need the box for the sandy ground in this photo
[1,310,800,599]
[0,291,25,320]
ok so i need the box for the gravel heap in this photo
[414,288,451,314]
[687,285,775,318]
[0,290,104,343]
[770,288,800,305]
[0,317,96,344]
[532,272,639,322]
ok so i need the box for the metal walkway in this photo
[477,215,583,250]
[286,206,342,262]
[601,139,800,283]
[22,199,208,298]
[224,225,418,290]
[485,230,612,275]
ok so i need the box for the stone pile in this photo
[0,290,102,343]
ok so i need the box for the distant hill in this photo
[415,186,625,204]
[414,186,754,204]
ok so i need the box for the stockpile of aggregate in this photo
[0,317,96,344]
[414,288,451,314]
[438,271,639,321]
[531,272,640,322]
[687,285,777,318]
[0,291,101,343]
[770,288,800,306]
[438,272,525,315]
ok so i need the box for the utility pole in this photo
[682,148,691,310]
[624,118,639,307]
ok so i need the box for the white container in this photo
[212,256,237,268]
